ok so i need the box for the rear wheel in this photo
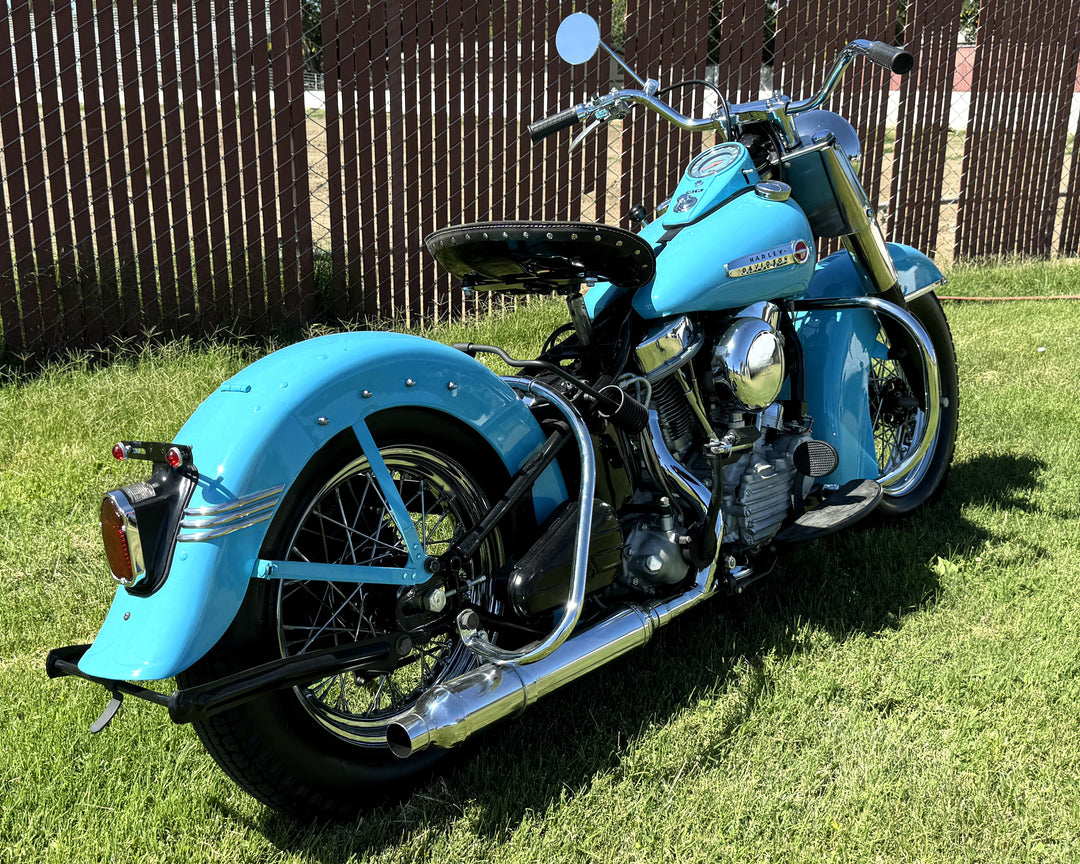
[870,292,958,516]
[178,415,509,820]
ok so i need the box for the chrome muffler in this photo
[387,606,653,757]
[386,568,718,758]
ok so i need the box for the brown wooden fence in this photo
[2,0,1080,357]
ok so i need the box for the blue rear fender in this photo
[79,332,565,682]
[795,244,945,485]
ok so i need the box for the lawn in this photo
[2,259,1080,862]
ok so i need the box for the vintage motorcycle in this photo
[47,13,957,820]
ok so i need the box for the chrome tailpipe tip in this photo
[386,713,430,759]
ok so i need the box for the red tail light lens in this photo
[100,492,146,586]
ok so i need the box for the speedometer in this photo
[687,144,742,179]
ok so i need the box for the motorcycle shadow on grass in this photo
[232,452,1044,853]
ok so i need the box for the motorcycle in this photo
[47,12,957,821]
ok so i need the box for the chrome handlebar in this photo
[787,39,913,117]
[579,88,732,136]
[539,38,912,147]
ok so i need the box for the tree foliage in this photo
[959,0,979,41]
[301,0,322,74]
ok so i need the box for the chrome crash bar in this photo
[455,377,596,666]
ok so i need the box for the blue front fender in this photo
[796,244,944,485]
[79,332,565,681]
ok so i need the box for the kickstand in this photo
[89,690,123,734]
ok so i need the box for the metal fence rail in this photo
[1,0,1079,357]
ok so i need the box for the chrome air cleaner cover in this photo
[712,302,785,411]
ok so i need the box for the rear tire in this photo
[871,292,958,516]
[178,411,510,820]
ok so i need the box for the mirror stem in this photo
[599,39,648,88]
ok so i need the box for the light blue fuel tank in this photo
[586,142,817,320]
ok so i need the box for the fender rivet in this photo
[447,381,458,391]
[361,390,373,399]
[317,417,330,426]
[405,378,416,388]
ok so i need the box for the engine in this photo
[710,302,815,548]
[712,304,786,412]
[717,431,812,548]
[634,302,814,557]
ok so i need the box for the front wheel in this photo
[178,413,512,820]
[870,292,958,516]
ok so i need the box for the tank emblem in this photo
[673,193,698,213]
[725,239,812,278]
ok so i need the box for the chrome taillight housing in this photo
[100,489,147,587]
[100,441,198,595]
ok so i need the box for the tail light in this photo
[100,441,198,595]
[100,490,146,586]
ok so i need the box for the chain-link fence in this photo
[2,1,1079,357]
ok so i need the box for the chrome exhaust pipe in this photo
[387,556,721,758]
[388,606,652,757]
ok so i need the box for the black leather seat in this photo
[426,221,656,294]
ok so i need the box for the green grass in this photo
[2,260,1080,862]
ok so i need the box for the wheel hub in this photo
[874,376,919,428]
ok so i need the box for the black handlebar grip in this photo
[527,106,583,142]
[867,41,914,75]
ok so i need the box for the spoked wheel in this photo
[178,414,510,820]
[870,356,924,473]
[274,445,499,747]
[870,292,959,516]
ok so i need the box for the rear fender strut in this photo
[255,422,573,585]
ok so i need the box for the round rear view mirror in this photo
[556,13,601,65]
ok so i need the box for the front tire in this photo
[871,292,958,516]
[178,412,510,820]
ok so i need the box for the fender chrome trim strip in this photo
[177,484,285,542]
[903,277,946,302]
[183,484,285,516]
